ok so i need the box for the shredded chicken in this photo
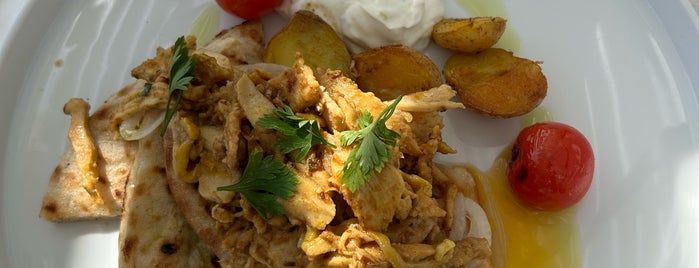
[236,74,275,124]
[127,35,492,266]
[395,84,465,113]
[63,98,102,201]
[267,56,322,112]
[342,165,405,231]
[281,168,335,230]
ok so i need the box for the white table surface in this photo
[1,0,697,60]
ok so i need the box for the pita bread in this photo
[118,130,217,267]
[39,19,264,223]
[200,19,264,65]
[39,80,143,222]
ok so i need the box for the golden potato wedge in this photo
[351,44,442,100]
[432,17,507,53]
[444,48,547,118]
[264,10,351,74]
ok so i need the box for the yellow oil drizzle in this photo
[466,148,582,268]
[454,0,521,52]
[520,107,554,128]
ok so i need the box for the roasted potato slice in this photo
[351,44,442,100]
[444,48,547,118]
[432,17,507,53]
[264,10,351,74]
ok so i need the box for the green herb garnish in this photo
[160,36,196,136]
[257,106,336,162]
[139,82,153,97]
[217,152,299,219]
[339,96,402,192]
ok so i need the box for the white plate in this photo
[1,0,698,267]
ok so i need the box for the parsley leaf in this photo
[160,36,196,136]
[217,152,299,219]
[340,96,402,192]
[257,106,336,162]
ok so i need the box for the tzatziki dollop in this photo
[277,0,445,53]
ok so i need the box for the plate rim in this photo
[648,0,699,114]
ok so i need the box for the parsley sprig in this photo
[217,152,299,219]
[257,106,336,162]
[340,96,402,192]
[160,36,196,136]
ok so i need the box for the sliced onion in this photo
[119,109,165,141]
[465,259,486,268]
[450,193,492,246]
[235,63,290,77]
[450,193,467,241]
[519,106,554,128]
[188,3,221,47]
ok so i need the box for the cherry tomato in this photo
[507,122,594,210]
[215,0,283,19]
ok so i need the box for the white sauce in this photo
[277,0,444,53]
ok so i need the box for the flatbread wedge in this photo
[39,19,264,223]
[39,81,143,222]
[118,130,217,267]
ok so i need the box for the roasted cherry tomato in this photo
[215,0,283,19]
[507,121,594,210]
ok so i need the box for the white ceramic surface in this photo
[1,0,698,267]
